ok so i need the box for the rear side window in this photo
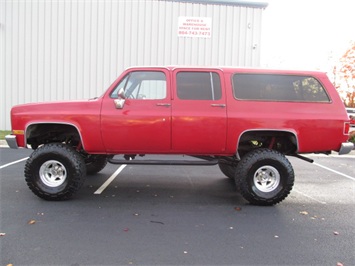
[232,74,330,102]
[176,72,222,100]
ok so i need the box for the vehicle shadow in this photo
[82,170,246,206]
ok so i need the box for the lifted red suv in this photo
[6,67,353,205]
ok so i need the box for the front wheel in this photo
[235,149,294,206]
[25,143,87,200]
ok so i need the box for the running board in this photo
[108,158,219,166]
[292,154,314,163]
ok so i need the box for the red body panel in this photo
[170,68,227,154]
[9,66,350,155]
[10,99,105,152]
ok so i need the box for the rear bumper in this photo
[5,135,19,149]
[338,142,354,155]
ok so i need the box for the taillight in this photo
[344,122,350,135]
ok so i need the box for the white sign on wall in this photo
[178,17,212,38]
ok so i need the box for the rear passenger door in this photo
[171,69,227,153]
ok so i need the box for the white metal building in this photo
[0,0,267,130]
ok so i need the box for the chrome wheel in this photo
[236,149,294,205]
[253,165,280,193]
[25,143,87,200]
[39,160,67,187]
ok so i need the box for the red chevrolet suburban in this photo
[6,67,354,205]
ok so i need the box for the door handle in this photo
[156,103,171,107]
[211,104,226,108]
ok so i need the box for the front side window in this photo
[176,72,222,100]
[232,74,330,102]
[111,71,166,100]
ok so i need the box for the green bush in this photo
[349,135,355,144]
[349,131,355,144]
[0,131,11,140]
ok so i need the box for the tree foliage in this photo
[333,42,355,107]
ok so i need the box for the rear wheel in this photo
[25,143,86,200]
[235,149,294,206]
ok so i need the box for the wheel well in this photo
[26,123,81,149]
[238,130,298,156]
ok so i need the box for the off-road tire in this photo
[218,161,238,180]
[235,148,294,206]
[25,143,87,200]
[84,155,108,175]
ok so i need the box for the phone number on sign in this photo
[179,31,211,37]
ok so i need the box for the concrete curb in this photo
[0,139,7,147]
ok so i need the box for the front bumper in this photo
[5,135,19,149]
[338,142,354,155]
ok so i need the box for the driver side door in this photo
[100,69,171,153]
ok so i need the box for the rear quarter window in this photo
[232,74,330,102]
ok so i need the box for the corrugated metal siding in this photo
[0,0,264,130]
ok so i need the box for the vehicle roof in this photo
[166,0,268,9]
[126,66,326,76]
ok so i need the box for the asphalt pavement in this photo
[0,146,354,266]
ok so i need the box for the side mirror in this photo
[118,88,126,99]
[114,88,126,109]
[114,99,125,109]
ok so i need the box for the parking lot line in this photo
[313,162,355,181]
[94,164,127,194]
[0,157,29,170]
[293,189,327,204]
